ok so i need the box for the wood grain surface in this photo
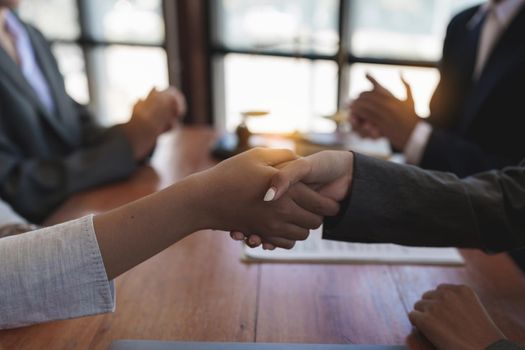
[1,127,523,350]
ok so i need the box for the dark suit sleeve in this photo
[0,122,137,223]
[324,153,525,253]
[419,127,518,177]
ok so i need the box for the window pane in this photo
[88,46,169,125]
[51,44,90,104]
[218,54,338,134]
[348,63,440,117]
[215,0,340,56]
[348,0,484,61]
[86,0,164,44]
[17,0,79,40]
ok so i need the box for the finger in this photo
[365,73,385,91]
[354,91,393,108]
[350,103,386,125]
[246,235,263,248]
[361,122,382,139]
[147,87,158,99]
[422,290,438,300]
[264,158,311,202]
[262,243,276,250]
[254,148,298,167]
[272,196,324,230]
[400,74,414,103]
[413,300,434,312]
[261,236,298,250]
[408,310,426,327]
[174,89,187,117]
[436,283,460,291]
[351,116,376,138]
[290,182,340,217]
[230,231,246,241]
[265,222,310,242]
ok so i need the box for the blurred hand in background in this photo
[120,87,187,161]
[350,73,420,150]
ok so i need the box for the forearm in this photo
[94,172,209,280]
[325,154,525,251]
[0,132,136,222]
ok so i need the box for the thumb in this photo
[400,74,414,104]
[365,73,388,95]
[264,158,311,202]
[255,148,298,166]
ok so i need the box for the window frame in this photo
[28,0,173,122]
[207,0,441,130]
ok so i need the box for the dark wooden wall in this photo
[164,0,213,125]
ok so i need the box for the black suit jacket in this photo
[0,17,137,223]
[420,5,525,177]
[324,153,525,253]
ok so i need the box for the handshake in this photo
[192,148,354,249]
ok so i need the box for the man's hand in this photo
[193,148,341,249]
[409,284,506,350]
[350,73,420,150]
[231,151,354,249]
[120,87,187,161]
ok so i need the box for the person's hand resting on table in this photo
[120,87,187,161]
[230,150,354,250]
[409,284,508,350]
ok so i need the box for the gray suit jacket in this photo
[0,19,137,223]
[324,154,525,253]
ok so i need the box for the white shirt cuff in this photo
[0,215,115,329]
[404,121,433,165]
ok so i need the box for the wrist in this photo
[176,170,219,232]
[120,119,156,161]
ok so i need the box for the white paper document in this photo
[243,227,464,265]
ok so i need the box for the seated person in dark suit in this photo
[350,0,525,178]
[0,1,186,223]
[237,150,525,350]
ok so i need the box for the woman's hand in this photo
[193,148,341,249]
[231,151,354,249]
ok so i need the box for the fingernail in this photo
[263,188,276,202]
[232,232,244,240]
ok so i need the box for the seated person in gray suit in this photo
[0,1,186,223]
[237,150,525,350]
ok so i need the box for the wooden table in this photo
[1,127,525,350]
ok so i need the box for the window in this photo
[18,0,168,125]
[211,0,484,134]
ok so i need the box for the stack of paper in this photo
[243,227,464,265]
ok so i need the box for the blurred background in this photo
[18,0,483,133]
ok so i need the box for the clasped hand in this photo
[201,149,353,250]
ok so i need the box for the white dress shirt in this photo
[3,10,55,113]
[404,0,525,165]
[0,210,115,330]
